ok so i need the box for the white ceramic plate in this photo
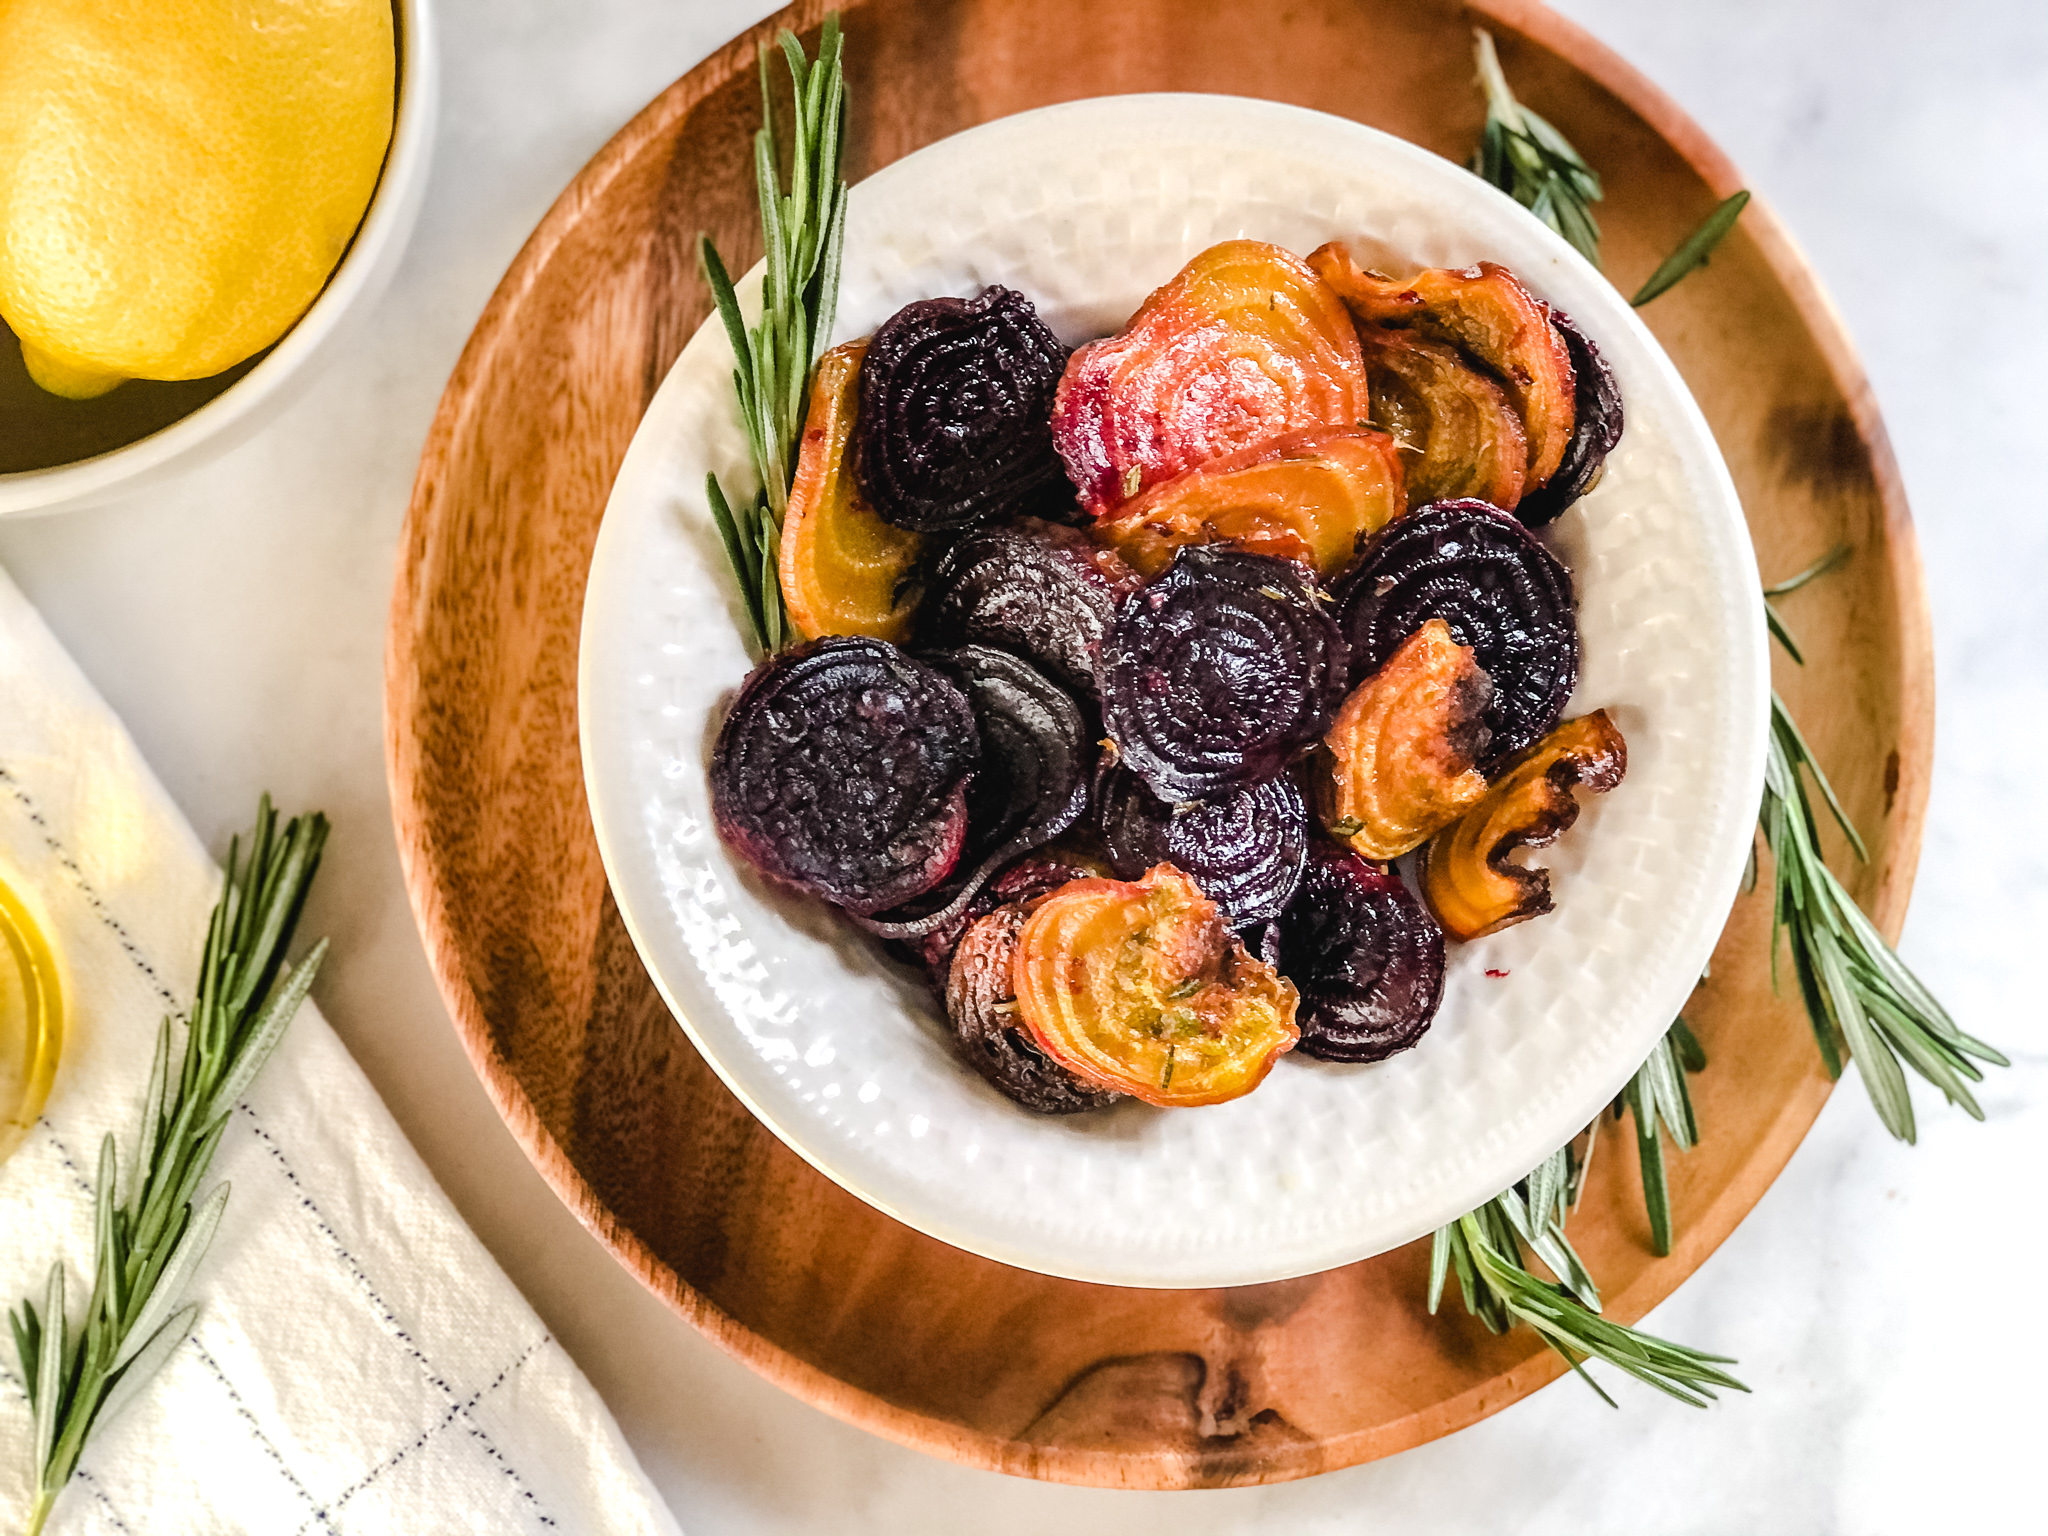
[579,95,1768,1289]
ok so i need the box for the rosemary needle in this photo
[1618,1018,1706,1257]
[9,797,328,1536]
[1631,192,1751,307]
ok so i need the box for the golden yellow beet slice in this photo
[1322,619,1494,861]
[1014,865,1298,1107]
[1309,243,1578,491]
[1362,328,1528,511]
[1093,424,1404,581]
[1421,711,1628,940]
[778,340,924,643]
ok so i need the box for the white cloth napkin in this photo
[0,564,682,1535]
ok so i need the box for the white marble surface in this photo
[2,0,2041,1528]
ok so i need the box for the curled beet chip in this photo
[1337,500,1577,765]
[946,900,1126,1115]
[940,646,1089,860]
[856,647,1087,941]
[1273,844,1445,1063]
[1101,546,1347,801]
[1094,762,1308,926]
[710,637,978,914]
[919,517,1140,698]
[1515,310,1624,527]
[855,286,1070,532]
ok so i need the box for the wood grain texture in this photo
[385,0,1933,1488]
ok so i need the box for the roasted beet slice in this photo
[939,646,1089,860]
[1308,245,1577,492]
[779,338,923,643]
[1361,327,1526,513]
[855,286,1069,532]
[1319,618,1492,861]
[1014,866,1299,1107]
[857,647,1088,941]
[710,637,978,913]
[919,517,1140,697]
[946,901,1125,1114]
[1337,500,1577,766]
[1273,844,1445,1063]
[1094,762,1308,926]
[1514,309,1624,527]
[1092,424,1404,582]
[903,852,1104,985]
[1053,241,1370,516]
[1101,546,1347,801]
[1422,711,1627,940]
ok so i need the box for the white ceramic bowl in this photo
[579,95,1769,1288]
[0,0,439,519]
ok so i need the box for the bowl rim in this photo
[576,90,1773,1289]
[0,0,439,518]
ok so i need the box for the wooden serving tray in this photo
[386,0,1930,1488]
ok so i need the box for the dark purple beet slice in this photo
[901,853,1101,986]
[947,902,1124,1114]
[919,517,1140,698]
[855,286,1070,532]
[1273,843,1445,1063]
[1516,309,1624,527]
[710,637,977,914]
[1093,761,1308,926]
[1337,500,1577,766]
[938,646,1088,860]
[1100,545,1348,801]
[855,647,1087,941]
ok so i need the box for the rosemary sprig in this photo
[1469,30,1748,302]
[699,14,849,655]
[8,798,328,1536]
[1460,26,1748,1282]
[1763,569,2006,1141]
[1618,1018,1706,1256]
[1439,30,1997,1411]
[1470,29,1603,266]
[1430,1142,1745,1407]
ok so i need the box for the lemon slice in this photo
[0,872,63,1167]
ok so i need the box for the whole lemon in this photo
[0,0,395,399]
